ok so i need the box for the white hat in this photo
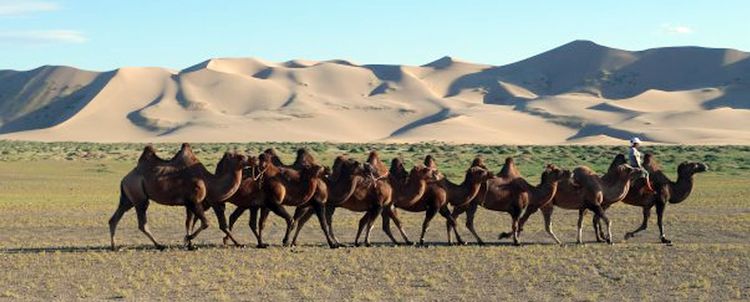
[630,137,642,144]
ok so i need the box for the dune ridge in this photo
[1,40,748,144]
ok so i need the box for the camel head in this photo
[470,156,490,171]
[465,166,493,185]
[219,152,250,172]
[300,164,326,180]
[409,164,439,183]
[678,161,708,177]
[608,154,628,171]
[541,164,566,183]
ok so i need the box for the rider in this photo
[628,137,655,193]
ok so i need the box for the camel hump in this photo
[572,166,602,192]
[497,157,521,179]
[471,156,488,170]
[424,155,437,169]
[293,148,316,169]
[643,153,661,173]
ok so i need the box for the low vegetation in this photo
[0,141,748,300]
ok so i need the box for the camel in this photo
[452,163,566,245]
[291,153,396,247]
[526,154,640,244]
[211,148,321,248]
[247,152,338,248]
[437,161,494,244]
[382,156,470,246]
[613,154,708,244]
[108,144,248,250]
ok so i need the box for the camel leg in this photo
[576,208,586,244]
[592,214,604,243]
[655,201,671,244]
[590,205,613,245]
[255,207,271,248]
[625,206,652,240]
[362,206,383,247]
[439,205,463,245]
[184,200,210,250]
[449,204,468,243]
[324,205,340,246]
[464,202,484,245]
[108,191,135,251]
[265,202,294,247]
[515,204,540,238]
[384,207,413,245]
[291,206,314,247]
[312,201,338,249]
[541,204,562,245]
[225,206,246,245]
[134,200,165,250]
[511,209,522,246]
[212,204,242,247]
[380,206,399,244]
[419,206,439,246]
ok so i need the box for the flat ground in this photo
[0,142,748,301]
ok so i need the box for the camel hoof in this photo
[498,232,512,240]
[477,241,485,246]
[329,243,340,249]
[222,237,231,246]
[513,241,521,246]
[186,244,198,251]
[155,244,167,251]
[661,237,672,245]
[364,242,372,248]
[624,233,634,240]
[256,243,269,249]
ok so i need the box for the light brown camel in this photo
[452,163,566,245]
[291,153,396,246]
[108,144,248,250]
[437,160,494,244]
[529,154,640,244]
[613,154,708,244]
[382,156,467,246]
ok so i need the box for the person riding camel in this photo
[629,137,655,193]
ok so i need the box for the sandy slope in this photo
[0,40,748,144]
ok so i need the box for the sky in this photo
[1,0,749,71]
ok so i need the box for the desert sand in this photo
[1,40,748,144]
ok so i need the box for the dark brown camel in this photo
[438,160,494,244]
[453,163,566,245]
[382,156,466,246]
[108,144,248,250]
[216,148,321,248]
[613,154,708,244]
[529,154,640,244]
[291,153,395,246]
[250,152,337,248]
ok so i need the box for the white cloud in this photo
[0,0,59,16]
[0,30,87,44]
[661,24,694,35]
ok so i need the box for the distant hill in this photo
[1,40,748,144]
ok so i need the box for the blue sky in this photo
[1,0,748,71]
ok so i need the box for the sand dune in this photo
[0,40,748,144]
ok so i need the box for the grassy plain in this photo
[0,142,748,301]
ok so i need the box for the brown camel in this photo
[453,163,566,245]
[613,154,708,244]
[528,154,640,244]
[382,156,467,246]
[438,160,494,244]
[216,148,322,248]
[249,152,337,248]
[108,144,248,250]
[291,153,396,246]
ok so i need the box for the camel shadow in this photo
[0,243,245,254]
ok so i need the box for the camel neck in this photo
[208,167,243,202]
[327,175,360,204]
[440,175,481,206]
[529,179,558,206]
[394,175,427,205]
[670,173,694,204]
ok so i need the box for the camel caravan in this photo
[108,143,707,250]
